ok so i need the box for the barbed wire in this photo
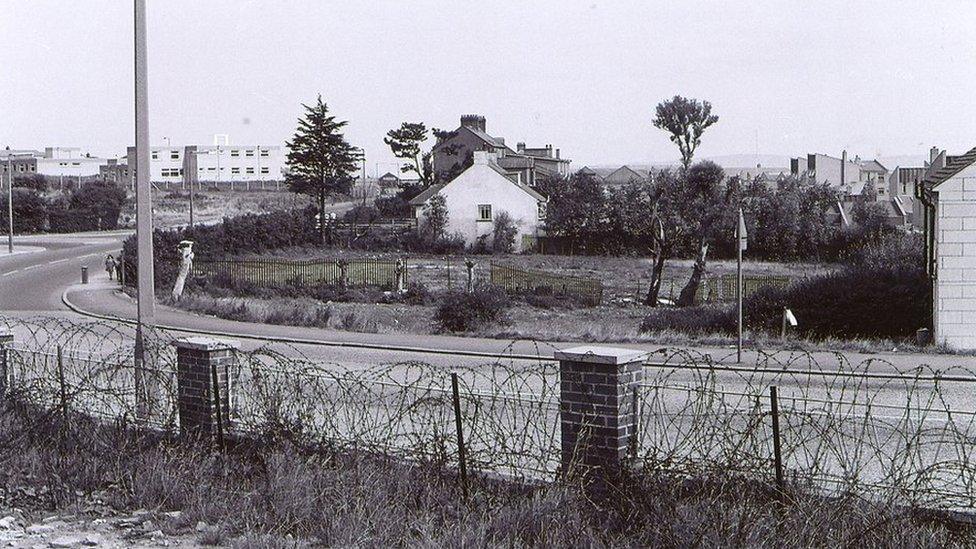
[3,315,976,509]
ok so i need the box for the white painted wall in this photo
[934,163,976,350]
[150,145,285,182]
[417,152,543,252]
[35,156,105,177]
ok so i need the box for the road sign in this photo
[737,209,748,251]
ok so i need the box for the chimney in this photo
[473,150,492,165]
[517,142,525,153]
[556,148,561,160]
[460,114,486,133]
[930,146,941,164]
[496,137,505,147]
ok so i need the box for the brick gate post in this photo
[555,345,647,478]
[173,336,239,439]
[0,330,13,399]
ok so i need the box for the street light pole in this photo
[6,157,12,254]
[134,0,156,418]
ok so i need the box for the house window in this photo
[245,150,254,157]
[231,150,240,157]
[231,167,240,174]
[246,167,255,174]
[478,204,492,222]
[151,152,158,160]
[260,149,269,157]
[170,151,179,160]
[260,166,270,174]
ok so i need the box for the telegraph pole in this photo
[5,157,12,254]
[736,208,747,364]
[134,0,155,418]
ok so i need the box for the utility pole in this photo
[736,208,747,364]
[134,0,155,419]
[6,157,12,254]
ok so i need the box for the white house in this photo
[920,146,976,350]
[409,150,546,252]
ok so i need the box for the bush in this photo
[48,180,128,232]
[434,284,511,332]
[12,173,49,193]
[492,211,518,254]
[0,188,48,233]
[742,264,930,340]
[640,304,733,334]
[343,205,382,224]
[374,195,411,218]
[514,286,589,310]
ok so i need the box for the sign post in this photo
[736,208,747,363]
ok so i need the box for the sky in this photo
[1,0,974,173]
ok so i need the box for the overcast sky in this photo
[2,1,974,172]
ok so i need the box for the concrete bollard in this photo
[464,259,476,293]
[173,336,239,440]
[555,345,648,479]
[81,266,89,284]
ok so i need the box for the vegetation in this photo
[48,180,128,232]
[285,95,361,243]
[491,211,518,254]
[434,285,511,332]
[383,122,434,185]
[0,188,47,233]
[652,95,719,169]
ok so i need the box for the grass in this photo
[2,396,974,547]
[120,189,318,229]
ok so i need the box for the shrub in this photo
[514,286,589,310]
[492,211,518,254]
[48,180,128,232]
[374,195,411,218]
[640,304,733,334]
[12,173,49,193]
[343,205,382,224]
[0,188,47,233]
[742,264,930,340]
[435,284,511,332]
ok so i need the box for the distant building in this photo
[409,150,546,252]
[431,114,571,186]
[858,159,889,197]
[122,144,285,184]
[791,151,863,193]
[919,145,976,350]
[603,165,648,187]
[1,147,108,179]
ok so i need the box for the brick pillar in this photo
[0,330,13,398]
[173,336,239,439]
[556,345,647,476]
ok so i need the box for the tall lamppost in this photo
[5,156,12,254]
[133,0,155,420]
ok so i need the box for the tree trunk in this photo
[644,251,667,306]
[677,240,709,307]
[319,191,326,245]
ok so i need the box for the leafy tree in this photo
[671,161,734,306]
[13,173,49,193]
[653,95,719,170]
[48,180,128,232]
[537,171,607,253]
[492,211,518,254]
[0,188,47,233]
[384,122,433,185]
[420,194,449,241]
[285,96,361,243]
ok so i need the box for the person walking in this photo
[105,254,117,281]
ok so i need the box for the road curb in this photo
[60,287,556,362]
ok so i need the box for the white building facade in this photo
[409,151,546,252]
[923,146,976,350]
[146,144,285,183]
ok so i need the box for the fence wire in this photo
[3,315,976,510]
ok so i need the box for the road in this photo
[3,232,976,505]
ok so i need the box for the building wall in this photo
[933,163,976,350]
[35,156,104,177]
[149,145,284,183]
[431,129,496,178]
[808,154,861,187]
[417,153,542,252]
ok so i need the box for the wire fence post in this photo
[0,330,12,400]
[450,372,469,501]
[769,385,784,493]
[629,385,639,460]
[57,345,68,422]
[212,363,225,452]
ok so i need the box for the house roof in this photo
[408,183,445,206]
[407,161,545,206]
[431,125,513,154]
[860,159,887,173]
[605,165,647,182]
[923,146,976,189]
[378,172,399,180]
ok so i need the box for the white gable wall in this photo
[934,163,976,349]
[419,156,542,252]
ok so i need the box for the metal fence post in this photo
[212,363,225,452]
[57,346,68,421]
[0,330,13,399]
[450,372,469,501]
[769,385,784,492]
